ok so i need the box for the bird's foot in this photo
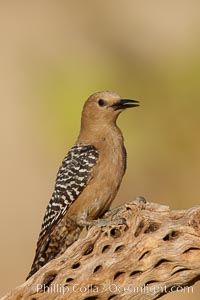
[103,206,124,219]
[128,196,148,209]
[102,197,147,219]
[78,217,127,229]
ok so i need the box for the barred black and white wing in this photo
[27,144,98,279]
[38,144,99,246]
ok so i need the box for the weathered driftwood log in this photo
[2,198,200,300]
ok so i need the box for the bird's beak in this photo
[111,99,140,110]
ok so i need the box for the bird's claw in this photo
[79,217,127,230]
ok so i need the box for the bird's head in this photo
[81,91,139,128]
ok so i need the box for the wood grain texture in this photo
[2,198,200,300]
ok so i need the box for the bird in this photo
[26,91,139,279]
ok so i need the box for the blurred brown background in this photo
[0,1,200,298]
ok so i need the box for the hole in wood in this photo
[144,222,160,233]
[91,285,99,289]
[102,245,110,253]
[134,220,145,237]
[146,280,158,286]
[114,245,125,253]
[83,244,94,255]
[123,222,129,231]
[154,259,170,268]
[139,251,150,261]
[66,278,74,282]
[130,270,142,277]
[172,268,191,275]
[114,271,125,280]
[126,206,131,211]
[93,265,102,273]
[72,262,80,269]
[163,231,180,241]
[183,247,200,254]
[110,227,121,238]
[42,273,57,291]
[108,295,117,299]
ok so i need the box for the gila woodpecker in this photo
[27,91,139,279]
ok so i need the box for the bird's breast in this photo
[66,137,126,222]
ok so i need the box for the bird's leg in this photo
[77,197,147,230]
[77,216,127,229]
[104,196,147,217]
[131,196,147,206]
[103,206,125,219]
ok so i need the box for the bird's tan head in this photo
[78,91,139,143]
[81,91,139,125]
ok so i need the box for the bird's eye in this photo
[98,99,106,107]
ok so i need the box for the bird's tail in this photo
[26,220,82,280]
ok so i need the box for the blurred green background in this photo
[0,1,200,298]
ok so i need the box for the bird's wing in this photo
[36,144,99,253]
